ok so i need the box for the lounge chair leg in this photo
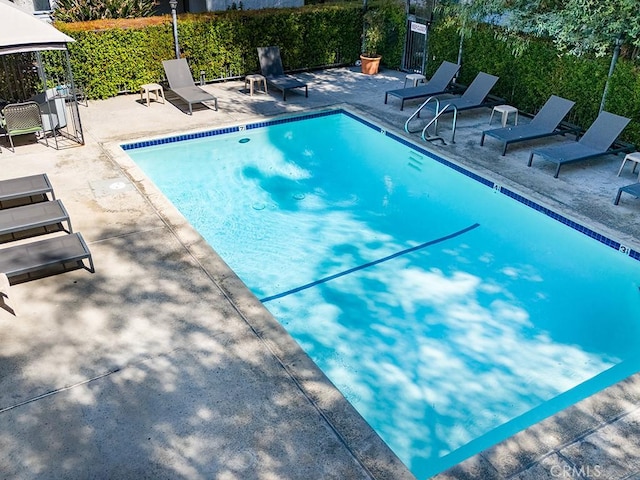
[480,132,485,146]
[554,165,561,178]
[502,144,508,156]
[384,93,388,104]
[527,152,534,167]
[614,188,623,205]
[305,86,308,98]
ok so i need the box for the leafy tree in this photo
[53,0,158,22]
[502,0,640,57]
[436,0,640,110]
[435,0,506,68]
[501,0,640,110]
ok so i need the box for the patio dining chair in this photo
[1,101,47,152]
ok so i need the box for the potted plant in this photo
[360,6,385,75]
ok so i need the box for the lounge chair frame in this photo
[257,46,308,101]
[405,72,500,143]
[0,199,72,241]
[0,173,54,209]
[614,182,640,205]
[0,232,94,283]
[480,95,578,155]
[384,61,461,111]
[162,59,218,115]
[527,111,632,178]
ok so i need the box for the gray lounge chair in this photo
[0,232,94,282]
[257,46,308,101]
[162,59,218,115]
[0,200,71,241]
[0,173,55,208]
[422,72,500,116]
[614,182,640,205]
[527,111,631,178]
[480,95,577,155]
[384,61,461,111]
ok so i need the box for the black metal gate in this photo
[401,0,436,74]
[402,16,429,73]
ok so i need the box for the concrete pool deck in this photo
[1,65,640,479]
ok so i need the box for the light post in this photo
[169,0,180,59]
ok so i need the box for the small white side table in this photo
[139,83,165,107]
[245,74,268,96]
[489,105,518,127]
[617,151,640,181]
[404,73,426,88]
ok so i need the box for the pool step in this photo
[408,152,424,171]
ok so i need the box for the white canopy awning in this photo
[0,0,75,55]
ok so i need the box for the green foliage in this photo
[364,0,405,65]
[58,22,172,97]
[50,1,638,146]
[429,21,640,146]
[502,0,640,57]
[0,53,43,102]
[435,0,504,42]
[55,5,366,99]
[53,0,158,22]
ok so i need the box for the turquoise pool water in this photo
[124,110,640,478]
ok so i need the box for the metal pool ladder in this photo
[404,96,459,145]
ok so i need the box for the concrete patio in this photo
[1,65,640,480]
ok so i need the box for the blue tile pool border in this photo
[121,108,640,262]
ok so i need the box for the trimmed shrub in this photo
[56,5,367,98]
[428,22,639,146]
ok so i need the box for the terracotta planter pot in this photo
[360,54,382,75]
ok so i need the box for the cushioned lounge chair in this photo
[480,95,577,155]
[0,199,71,241]
[162,59,218,115]
[527,111,631,178]
[0,173,55,208]
[384,61,460,111]
[0,232,94,283]
[257,46,308,101]
[614,182,640,205]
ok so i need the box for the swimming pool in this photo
[123,109,640,478]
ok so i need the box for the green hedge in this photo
[53,7,638,146]
[56,5,366,99]
[429,23,640,146]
